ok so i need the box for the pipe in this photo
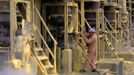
[121,0,128,14]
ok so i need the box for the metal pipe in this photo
[34,5,57,44]
[121,0,128,14]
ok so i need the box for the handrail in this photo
[121,22,129,44]
[16,6,23,31]
[104,39,118,58]
[34,25,55,59]
[104,16,117,33]
[104,44,115,58]
[32,53,48,75]
[34,24,57,71]
[121,28,128,40]
[22,3,56,54]
[105,25,117,41]
[34,5,57,45]
[121,22,129,37]
[78,9,91,29]
[122,22,129,30]
[34,5,57,70]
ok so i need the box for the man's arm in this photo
[81,32,95,44]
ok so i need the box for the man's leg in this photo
[90,57,96,72]
[87,50,96,71]
[90,50,97,72]
[83,56,92,71]
[82,50,94,71]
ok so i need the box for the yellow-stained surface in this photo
[0,0,134,75]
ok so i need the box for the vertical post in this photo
[127,18,130,48]
[100,9,104,58]
[96,9,100,60]
[54,43,57,73]
[32,0,35,37]
[42,4,47,53]
[116,10,120,50]
[62,1,72,74]
[129,2,133,40]
[81,0,85,31]
[100,3,105,59]
[10,0,17,59]
[26,2,31,22]
[32,0,34,26]
[75,7,79,33]
[80,0,86,51]
[115,10,118,51]
[64,0,69,49]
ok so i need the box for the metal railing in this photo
[15,3,49,74]
[34,5,57,71]
[32,53,48,75]
[103,15,120,59]
[104,15,118,50]
[78,9,91,29]
[104,16,117,33]
[104,39,118,58]
[77,8,92,56]
[121,22,129,43]
[105,25,117,41]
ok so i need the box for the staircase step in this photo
[111,47,115,51]
[116,51,134,61]
[17,22,22,25]
[105,38,108,41]
[38,56,48,60]
[99,35,103,38]
[34,47,43,51]
[45,64,54,69]
[107,42,112,46]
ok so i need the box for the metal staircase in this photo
[33,24,57,75]
[121,21,129,48]
[10,0,57,75]
[32,41,56,75]
[103,15,118,57]
[32,3,57,75]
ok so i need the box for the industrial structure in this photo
[0,0,134,75]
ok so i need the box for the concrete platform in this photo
[97,58,124,75]
[57,68,111,75]
[123,61,134,75]
[116,51,134,61]
[58,71,107,75]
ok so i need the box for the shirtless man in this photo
[80,28,97,72]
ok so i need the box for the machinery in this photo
[0,0,134,75]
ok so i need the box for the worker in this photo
[80,28,97,72]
